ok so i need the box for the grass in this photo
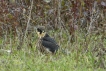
[0,31,106,71]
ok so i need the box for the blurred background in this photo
[0,0,106,70]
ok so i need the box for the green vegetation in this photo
[0,31,106,71]
[0,0,106,71]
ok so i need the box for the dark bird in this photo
[36,26,59,54]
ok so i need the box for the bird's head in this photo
[36,26,46,38]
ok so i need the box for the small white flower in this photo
[6,50,11,53]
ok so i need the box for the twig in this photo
[25,0,33,37]
[58,0,61,28]
[23,0,33,44]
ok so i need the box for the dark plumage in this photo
[36,26,59,54]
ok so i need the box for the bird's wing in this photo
[43,37,57,44]
[41,40,59,53]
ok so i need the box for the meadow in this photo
[0,0,106,71]
[0,30,106,71]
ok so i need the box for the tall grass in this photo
[0,30,106,71]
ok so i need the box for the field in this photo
[0,30,106,71]
[0,0,106,71]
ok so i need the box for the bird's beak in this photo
[36,31,46,38]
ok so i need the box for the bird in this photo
[36,26,59,54]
